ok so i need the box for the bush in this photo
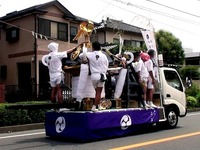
[0,101,49,127]
[185,84,200,97]
[196,92,200,104]
[186,96,198,108]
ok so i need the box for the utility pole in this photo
[34,14,38,98]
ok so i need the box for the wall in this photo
[0,85,5,103]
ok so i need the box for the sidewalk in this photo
[0,123,44,133]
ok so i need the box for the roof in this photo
[0,1,139,34]
[0,0,101,27]
[0,0,78,21]
[185,52,200,58]
[103,18,141,34]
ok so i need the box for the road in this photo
[0,111,200,150]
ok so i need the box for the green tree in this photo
[155,30,185,65]
[179,66,200,80]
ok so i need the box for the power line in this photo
[112,0,200,25]
[147,0,200,19]
[93,0,114,20]
[104,0,200,36]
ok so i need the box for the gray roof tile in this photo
[104,18,141,33]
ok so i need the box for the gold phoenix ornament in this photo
[73,20,94,48]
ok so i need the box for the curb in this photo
[0,123,44,133]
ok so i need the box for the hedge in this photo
[0,101,49,127]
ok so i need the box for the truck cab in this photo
[159,67,187,128]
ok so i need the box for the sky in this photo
[0,0,200,52]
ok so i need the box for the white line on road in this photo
[0,132,45,139]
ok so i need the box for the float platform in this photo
[45,108,159,142]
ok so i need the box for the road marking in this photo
[0,132,45,139]
[109,131,200,150]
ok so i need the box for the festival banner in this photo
[141,29,161,82]
[140,29,157,52]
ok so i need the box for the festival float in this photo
[44,20,187,142]
[6,20,187,142]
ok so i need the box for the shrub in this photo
[0,101,49,127]
[195,92,200,104]
[186,96,198,108]
[185,84,200,97]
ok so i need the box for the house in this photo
[0,0,143,101]
[185,52,200,66]
[91,17,143,47]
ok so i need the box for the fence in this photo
[4,84,72,103]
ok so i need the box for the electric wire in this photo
[102,0,200,35]
[112,0,200,25]
[147,0,200,19]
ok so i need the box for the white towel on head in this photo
[48,42,59,52]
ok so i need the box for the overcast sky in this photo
[0,0,200,52]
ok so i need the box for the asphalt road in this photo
[0,111,200,150]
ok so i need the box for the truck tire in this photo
[165,108,178,129]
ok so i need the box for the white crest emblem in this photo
[55,117,66,133]
[120,115,132,130]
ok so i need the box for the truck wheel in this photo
[165,108,178,129]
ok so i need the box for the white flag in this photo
[141,29,160,82]
[35,33,38,39]
[31,31,35,36]
[140,29,157,52]
[39,34,43,39]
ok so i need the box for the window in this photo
[70,26,77,43]
[58,23,67,41]
[6,27,19,42]
[38,18,50,37]
[136,41,141,47]
[164,70,183,91]
[113,38,119,44]
[51,22,57,38]
[131,40,141,47]
[38,18,68,41]
[0,65,7,79]
[124,40,141,47]
[124,40,131,46]
[91,35,98,43]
